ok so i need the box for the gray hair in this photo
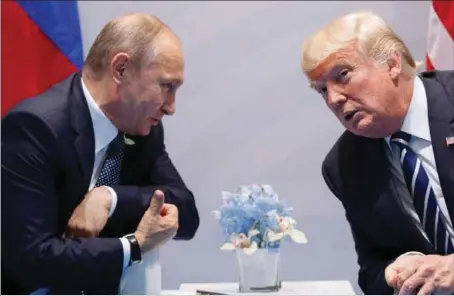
[83,13,171,78]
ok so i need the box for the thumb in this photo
[385,266,398,287]
[149,190,165,216]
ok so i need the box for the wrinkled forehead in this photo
[154,52,185,83]
[306,48,356,80]
[305,47,360,89]
[156,51,184,69]
[155,31,184,64]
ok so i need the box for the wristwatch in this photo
[125,234,142,265]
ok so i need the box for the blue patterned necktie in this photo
[95,132,125,187]
[391,131,454,254]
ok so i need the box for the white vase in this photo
[236,248,281,292]
[119,249,161,295]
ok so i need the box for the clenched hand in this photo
[386,254,454,295]
[66,186,112,237]
[134,190,179,253]
[385,254,426,290]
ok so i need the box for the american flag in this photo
[446,136,454,147]
[426,0,454,70]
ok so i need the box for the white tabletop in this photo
[178,281,356,295]
[161,290,196,295]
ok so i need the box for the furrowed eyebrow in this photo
[161,76,184,86]
[327,63,351,78]
[311,63,351,85]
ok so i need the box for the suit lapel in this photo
[422,76,454,223]
[69,73,95,189]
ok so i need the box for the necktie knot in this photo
[390,131,412,148]
[107,132,125,156]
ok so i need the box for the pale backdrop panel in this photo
[78,2,431,294]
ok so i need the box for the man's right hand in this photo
[134,190,179,253]
[385,253,426,290]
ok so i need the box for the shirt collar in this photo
[385,75,431,146]
[81,78,118,153]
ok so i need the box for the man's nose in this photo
[162,101,175,116]
[325,84,347,108]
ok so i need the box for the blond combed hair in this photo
[83,13,170,78]
[301,11,422,75]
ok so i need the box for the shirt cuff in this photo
[119,237,131,270]
[396,251,426,260]
[104,186,118,218]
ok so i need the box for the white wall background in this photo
[78,1,431,294]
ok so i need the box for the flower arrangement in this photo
[213,184,307,255]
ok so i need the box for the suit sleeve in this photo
[1,112,124,293]
[106,122,200,240]
[321,161,394,295]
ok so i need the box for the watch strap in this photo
[125,234,142,265]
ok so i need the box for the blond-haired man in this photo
[2,13,199,294]
[301,11,454,295]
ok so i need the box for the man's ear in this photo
[388,51,402,80]
[111,53,131,84]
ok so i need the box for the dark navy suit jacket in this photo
[322,70,454,294]
[1,73,200,294]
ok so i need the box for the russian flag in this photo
[1,0,83,116]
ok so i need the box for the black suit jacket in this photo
[1,73,200,294]
[322,70,454,294]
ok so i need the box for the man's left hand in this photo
[65,186,112,237]
[398,254,454,295]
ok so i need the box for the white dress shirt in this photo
[385,75,454,248]
[81,78,131,271]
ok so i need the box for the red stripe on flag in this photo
[426,54,435,71]
[1,1,77,116]
[432,0,454,42]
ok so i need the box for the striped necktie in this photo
[391,131,454,254]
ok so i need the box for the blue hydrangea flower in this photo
[213,184,307,252]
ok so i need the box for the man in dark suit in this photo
[300,11,454,295]
[2,13,199,294]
